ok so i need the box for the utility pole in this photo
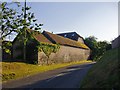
[23,0,27,61]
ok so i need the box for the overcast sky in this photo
[4,1,118,42]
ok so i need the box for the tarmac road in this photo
[2,62,95,89]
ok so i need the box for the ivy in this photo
[2,41,12,54]
[37,42,60,58]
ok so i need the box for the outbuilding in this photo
[12,30,90,65]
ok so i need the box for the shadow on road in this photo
[2,63,95,89]
[17,63,94,89]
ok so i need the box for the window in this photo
[72,34,75,36]
[64,34,67,37]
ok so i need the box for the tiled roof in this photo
[27,29,52,44]
[43,31,89,49]
[13,29,89,49]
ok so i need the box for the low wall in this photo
[112,36,120,49]
[38,45,90,65]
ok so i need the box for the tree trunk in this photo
[23,27,27,61]
[23,42,26,61]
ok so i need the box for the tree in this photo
[0,2,20,40]
[97,41,111,60]
[84,36,98,60]
[84,36,111,61]
[18,0,43,61]
[0,2,20,54]
[1,1,43,60]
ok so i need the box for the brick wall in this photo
[38,45,90,65]
[112,36,120,49]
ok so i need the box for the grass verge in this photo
[80,48,119,88]
[1,60,92,82]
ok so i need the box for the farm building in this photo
[4,30,90,65]
[57,32,84,43]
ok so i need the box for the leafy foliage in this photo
[0,2,20,39]
[84,36,111,61]
[2,41,12,54]
[37,42,60,64]
[37,42,60,58]
[0,2,42,40]
[1,2,43,59]
[16,2,43,60]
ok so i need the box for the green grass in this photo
[80,48,119,88]
[1,60,92,82]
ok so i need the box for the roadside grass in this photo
[1,60,92,82]
[80,48,119,88]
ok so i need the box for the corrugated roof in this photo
[43,31,89,49]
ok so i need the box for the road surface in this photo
[2,62,95,89]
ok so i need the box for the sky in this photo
[3,1,118,42]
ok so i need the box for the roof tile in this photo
[27,29,52,44]
[43,31,89,49]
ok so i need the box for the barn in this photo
[11,30,90,65]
